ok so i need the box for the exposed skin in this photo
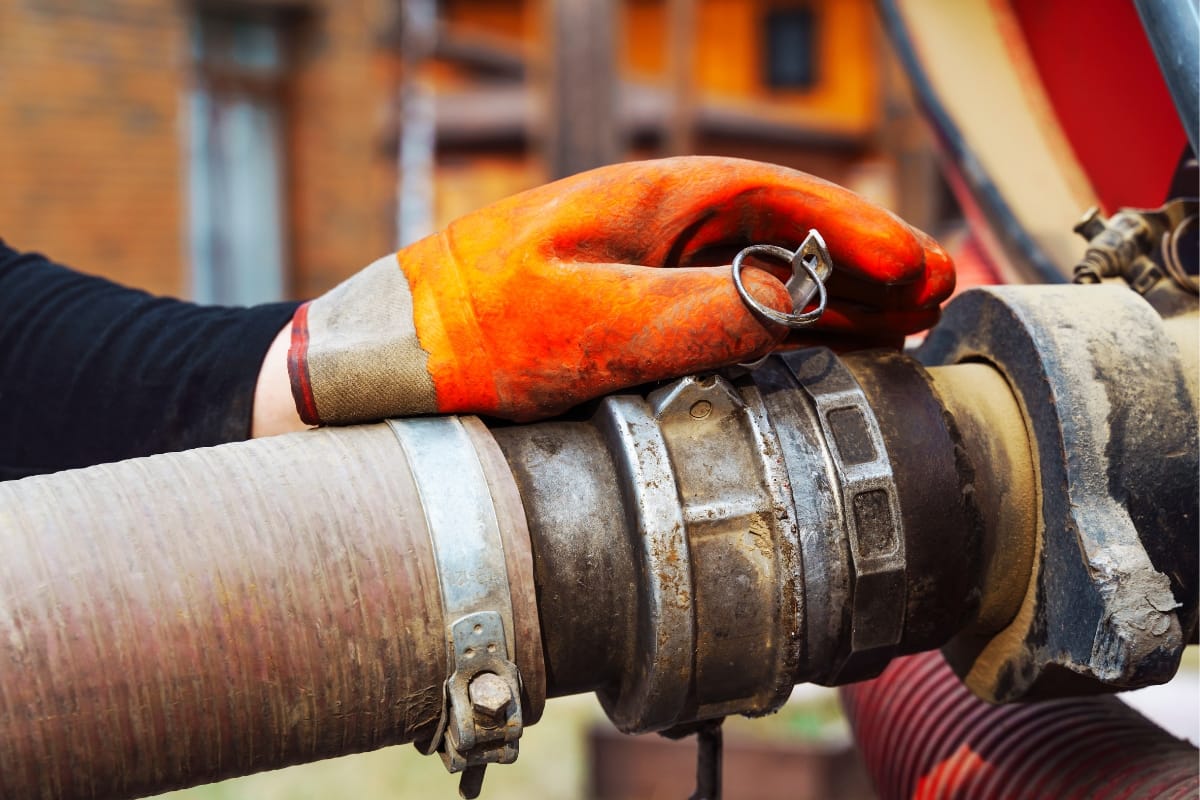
[254,156,955,433]
[252,320,305,437]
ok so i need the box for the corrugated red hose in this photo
[840,651,1199,799]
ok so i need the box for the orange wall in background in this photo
[440,0,880,136]
[442,0,534,41]
[627,0,879,134]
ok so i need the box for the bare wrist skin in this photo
[251,320,309,438]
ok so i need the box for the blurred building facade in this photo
[1,0,400,301]
[0,0,947,304]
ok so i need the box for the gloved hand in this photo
[288,156,953,424]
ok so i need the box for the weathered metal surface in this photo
[592,374,804,732]
[750,357,850,687]
[646,375,802,724]
[593,392,697,732]
[388,418,520,697]
[0,424,450,799]
[491,421,636,697]
[842,351,991,661]
[767,349,1001,686]
[469,672,512,720]
[925,363,1037,637]
[499,371,806,734]
[731,231,832,329]
[377,416,544,799]
[441,612,522,773]
[500,350,1020,727]
[1071,200,1199,305]
[462,418,546,721]
[919,285,1199,701]
[786,349,908,670]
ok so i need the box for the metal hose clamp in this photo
[387,416,527,799]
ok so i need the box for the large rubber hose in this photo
[841,651,1200,799]
[0,425,452,799]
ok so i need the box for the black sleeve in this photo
[0,240,301,480]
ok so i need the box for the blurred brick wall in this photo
[0,0,189,296]
[287,1,400,298]
[0,0,400,301]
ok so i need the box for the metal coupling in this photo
[593,373,803,733]
[498,345,1001,730]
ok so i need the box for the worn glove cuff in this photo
[288,254,438,425]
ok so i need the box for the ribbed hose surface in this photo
[841,651,1199,799]
[0,425,446,800]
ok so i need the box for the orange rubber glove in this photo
[289,156,954,424]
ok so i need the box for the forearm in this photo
[0,241,300,479]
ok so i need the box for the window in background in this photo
[188,11,290,305]
[764,7,817,91]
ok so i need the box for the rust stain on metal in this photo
[648,528,692,611]
[746,513,775,561]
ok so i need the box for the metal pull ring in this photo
[732,229,833,329]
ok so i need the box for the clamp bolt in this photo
[469,672,512,722]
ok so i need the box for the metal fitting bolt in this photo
[468,672,512,722]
